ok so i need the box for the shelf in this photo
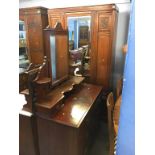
[36,76,85,115]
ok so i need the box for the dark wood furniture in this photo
[44,23,69,87]
[19,7,48,64]
[20,82,103,155]
[48,4,118,90]
[37,83,103,155]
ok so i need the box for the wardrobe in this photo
[19,4,118,91]
[48,4,118,90]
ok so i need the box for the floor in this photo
[87,121,109,155]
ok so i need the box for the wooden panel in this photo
[21,7,48,64]
[30,50,44,64]
[37,117,78,155]
[56,35,69,80]
[28,29,43,49]
[89,11,98,83]
[48,4,118,14]
[96,32,111,89]
[26,15,44,64]
[43,23,69,86]
[98,13,112,31]
[19,114,36,155]
[49,15,64,28]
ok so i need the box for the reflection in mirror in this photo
[68,16,91,78]
[19,20,29,70]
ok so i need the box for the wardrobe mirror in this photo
[67,16,91,77]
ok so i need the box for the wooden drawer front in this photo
[96,32,111,89]
[98,13,112,31]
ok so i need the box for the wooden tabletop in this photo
[51,83,102,128]
[113,95,122,135]
[36,76,85,111]
[45,83,102,128]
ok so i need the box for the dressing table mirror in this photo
[44,22,69,87]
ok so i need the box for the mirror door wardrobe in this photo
[48,4,118,90]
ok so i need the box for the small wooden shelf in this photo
[36,76,85,115]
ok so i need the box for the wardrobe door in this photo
[96,12,113,90]
[96,32,111,89]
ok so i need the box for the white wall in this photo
[19,0,130,9]
[112,7,130,94]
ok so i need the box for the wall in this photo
[112,5,130,94]
[19,0,130,9]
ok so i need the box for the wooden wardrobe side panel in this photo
[26,14,44,64]
[22,8,48,65]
